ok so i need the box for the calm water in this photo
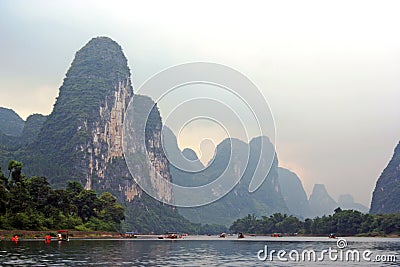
[0,236,399,266]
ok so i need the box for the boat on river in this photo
[123,232,138,238]
[57,230,69,241]
[157,232,183,239]
[329,233,337,238]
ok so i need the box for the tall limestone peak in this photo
[30,36,133,190]
[14,37,194,232]
[66,36,130,81]
[370,141,400,214]
[308,184,338,217]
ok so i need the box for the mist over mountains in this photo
[166,131,288,225]
[165,127,369,225]
[1,36,395,233]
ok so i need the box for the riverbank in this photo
[1,231,398,241]
[0,230,121,240]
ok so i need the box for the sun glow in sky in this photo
[1,0,400,206]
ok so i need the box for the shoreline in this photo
[0,230,121,240]
[1,230,399,240]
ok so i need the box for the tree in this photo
[0,174,8,215]
[66,181,84,197]
[27,176,51,209]
[7,160,23,183]
[98,192,125,224]
[277,216,302,233]
[74,190,99,222]
[5,162,31,215]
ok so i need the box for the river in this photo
[0,236,399,266]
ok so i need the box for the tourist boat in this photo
[124,232,138,238]
[329,233,337,238]
[57,230,69,241]
[238,232,245,238]
[11,235,19,242]
[165,232,182,239]
[219,233,226,238]
[44,235,52,243]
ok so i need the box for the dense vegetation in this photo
[230,208,400,236]
[0,161,124,231]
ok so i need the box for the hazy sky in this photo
[1,0,400,207]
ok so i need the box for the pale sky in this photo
[1,0,400,207]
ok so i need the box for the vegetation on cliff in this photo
[0,161,124,231]
[230,208,400,236]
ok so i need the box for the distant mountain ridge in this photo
[166,132,289,226]
[338,194,368,213]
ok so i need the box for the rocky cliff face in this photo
[370,142,400,214]
[78,78,131,190]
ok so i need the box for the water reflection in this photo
[0,237,398,266]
